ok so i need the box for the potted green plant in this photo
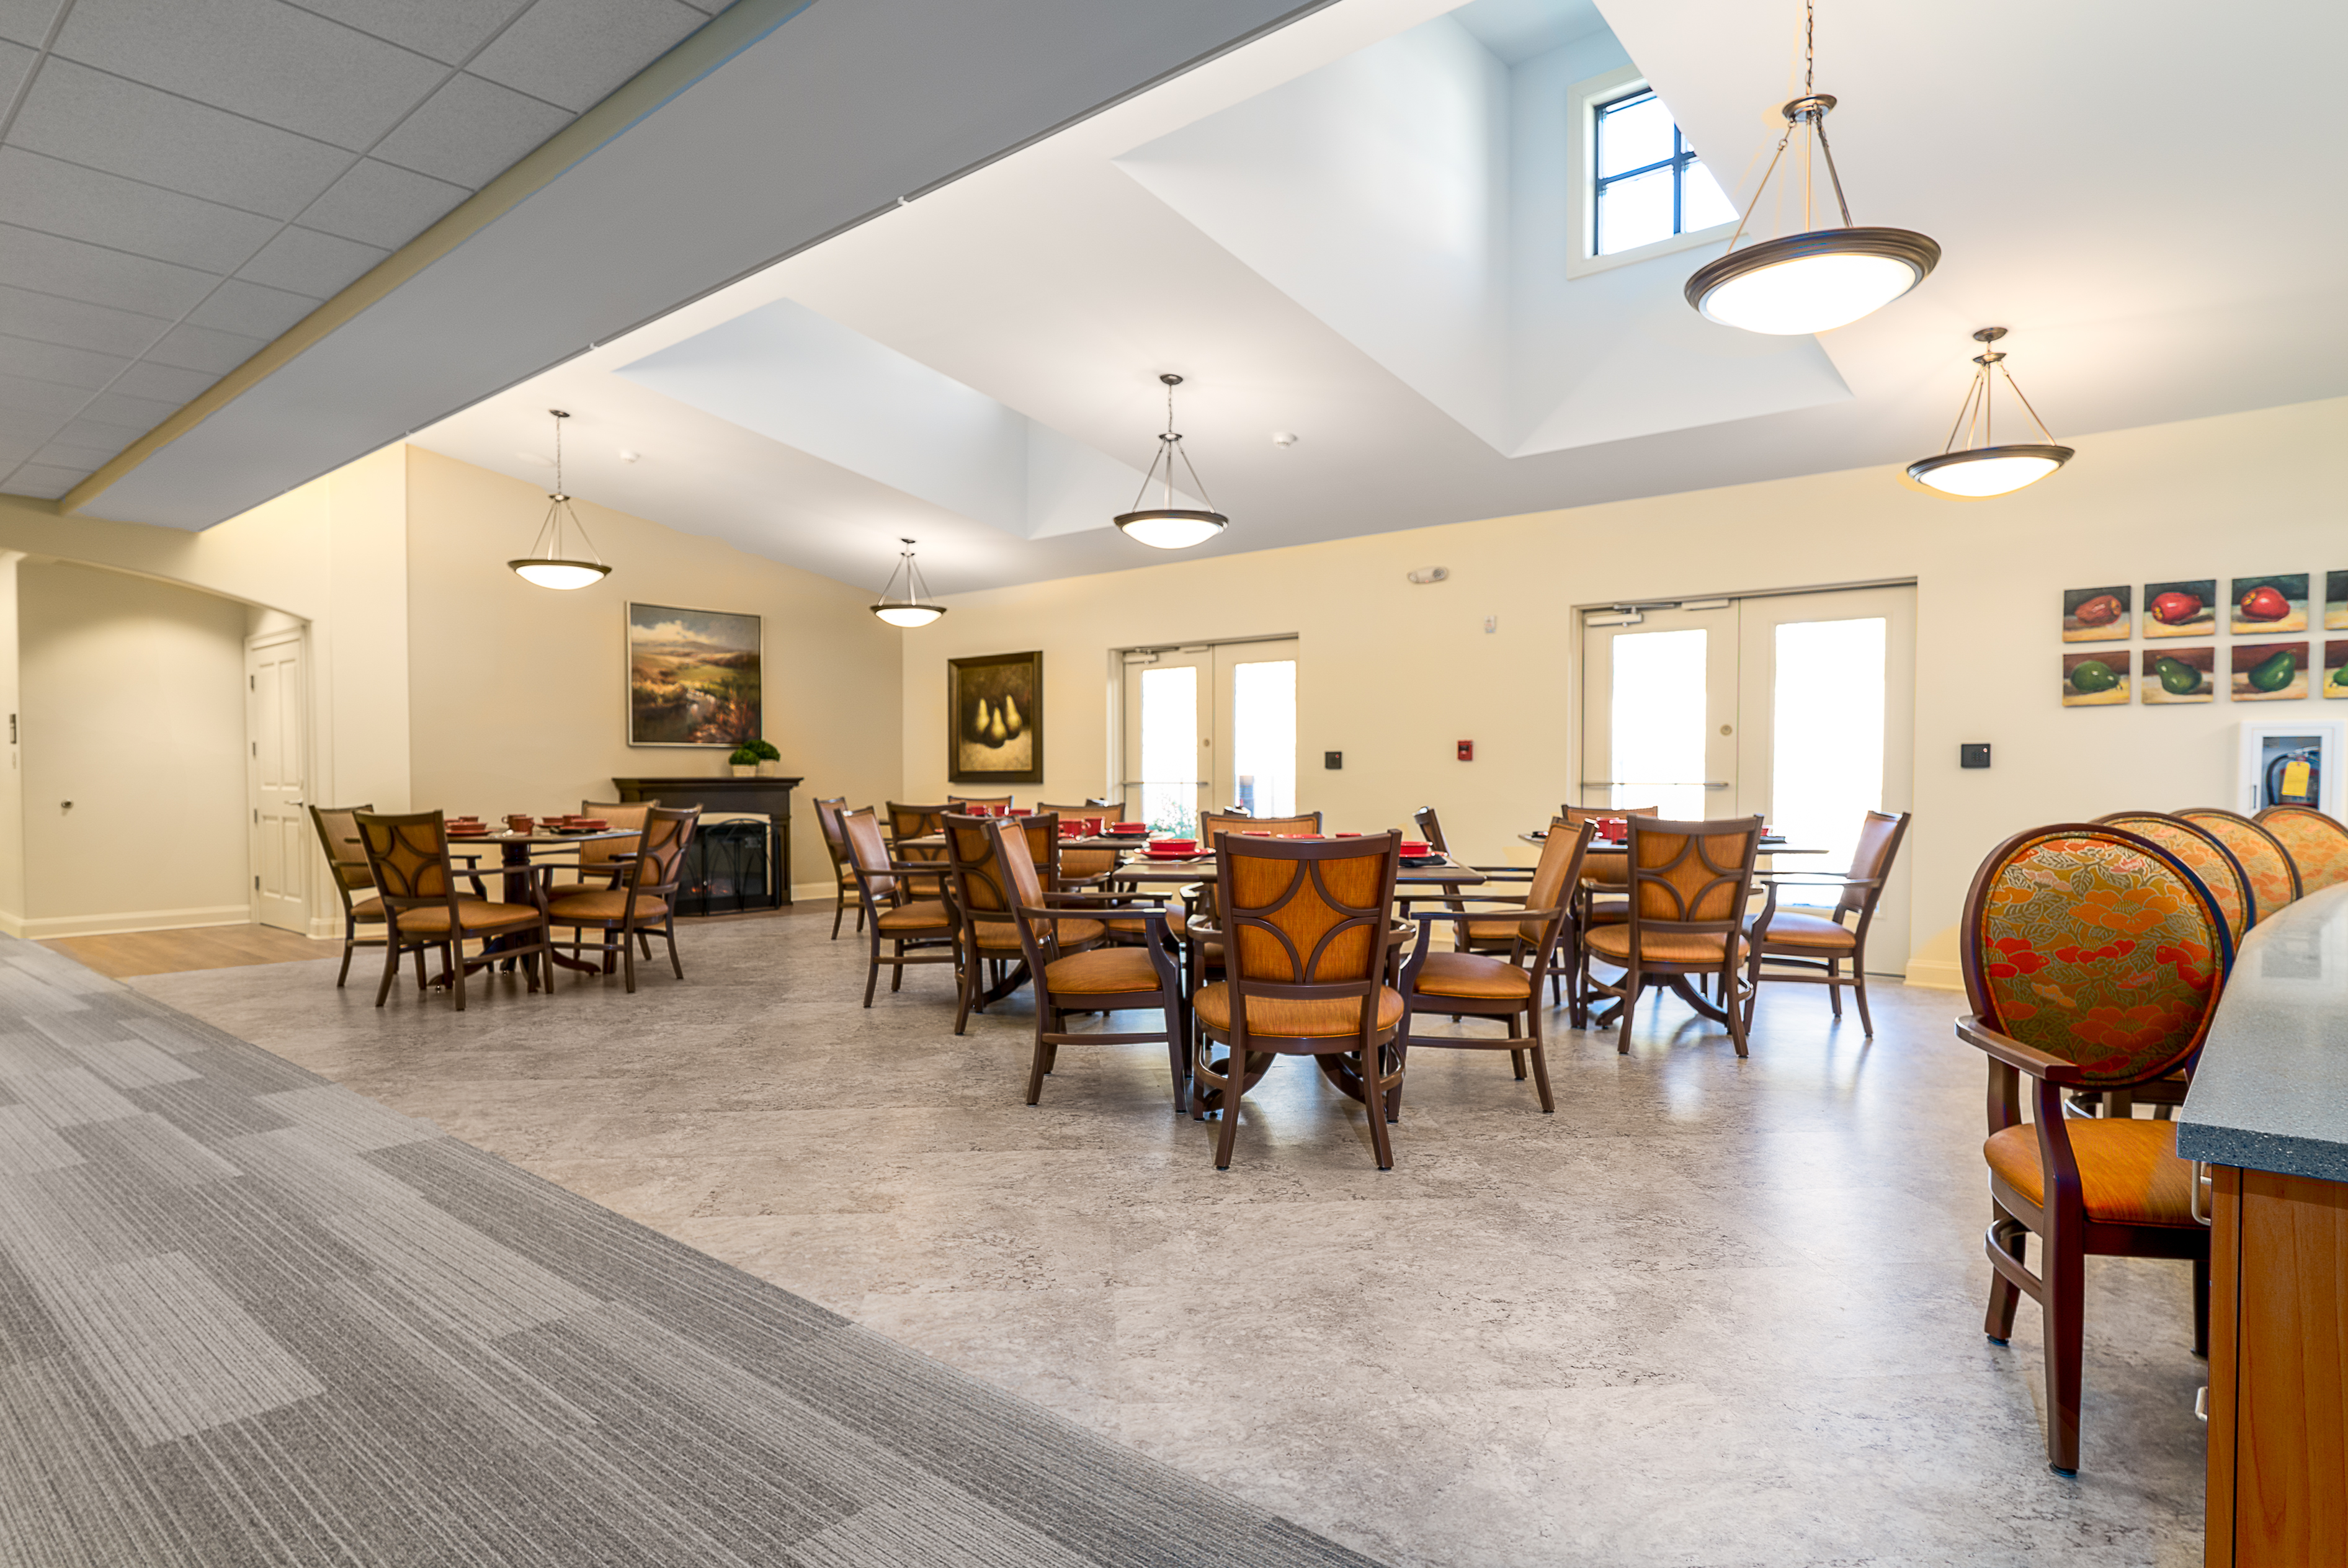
[728,744,761,778]
[746,737,783,777]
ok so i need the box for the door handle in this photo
[2190,1160,2213,1226]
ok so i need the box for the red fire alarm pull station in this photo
[1457,740,1474,762]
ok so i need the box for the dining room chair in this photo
[1179,811,1326,989]
[2251,803,2348,894]
[1957,821,2231,1474]
[306,802,386,987]
[1581,815,1762,1056]
[1038,801,1118,879]
[543,806,700,993]
[1395,820,1594,1113]
[983,817,1191,1110]
[811,795,864,938]
[844,806,960,1007]
[2174,807,2299,922]
[1411,806,1535,962]
[1741,809,1911,1036]
[1190,831,1407,1169]
[354,810,555,1012]
[944,813,1104,1034]
[886,802,953,900]
[946,793,1014,811]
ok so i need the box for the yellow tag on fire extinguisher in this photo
[2282,758,2312,801]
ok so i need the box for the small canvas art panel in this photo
[2140,646,2213,705]
[2326,641,2348,700]
[2326,571,2348,631]
[2143,579,2216,639]
[949,651,1043,784]
[2230,641,2308,702]
[627,603,762,746]
[2230,574,2308,634]
[2060,585,2129,642]
[2061,651,2128,706]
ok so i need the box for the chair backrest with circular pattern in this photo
[2096,811,2255,943]
[1962,824,2233,1088]
[2253,804,2348,895]
[2175,808,2299,922]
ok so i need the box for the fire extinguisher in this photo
[2265,747,2322,808]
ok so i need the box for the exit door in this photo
[246,631,308,933]
[1118,638,1300,834]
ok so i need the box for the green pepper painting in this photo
[2139,646,2212,705]
[2325,641,2348,700]
[2325,572,2348,633]
[2230,641,2308,702]
[2062,651,2130,707]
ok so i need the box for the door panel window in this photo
[1769,617,1887,875]
[1610,627,1711,820]
[1230,658,1297,819]
[1138,664,1200,835]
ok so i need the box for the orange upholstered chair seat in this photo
[876,899,953,932]
[1042,947,1166,994]
[1983,1118,2198,1227]
[972,917,1104,953]
[1409,950,1532,1000]
[1584,924,1741,965]
[395,901,542,935]
[546,891,669,924]
[1744,909,1855,950]
[1194,982,1403,1038]
[1105,908,1187,940]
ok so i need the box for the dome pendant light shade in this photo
[869,538,947,628]
[1684,7,1939,336]
[1114,373,1228,550]
[507,410,613,589]
[1904,328,2073,499]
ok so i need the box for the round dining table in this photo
[447,827,635,977]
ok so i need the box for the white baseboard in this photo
[792,881,844,905]
[17,905,256,941]
[1901,956,1965,992]
[0,910,22,939]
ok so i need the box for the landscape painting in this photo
[949,650,1043,784]
[628,602,762,746]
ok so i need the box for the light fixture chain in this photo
[1998,362,2060,444]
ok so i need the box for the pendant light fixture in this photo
[1904,327,2074,498]
[869,538,947,628]
[1684,1,1939,336]
[1114,373,1228,550]
[507,409,613,589]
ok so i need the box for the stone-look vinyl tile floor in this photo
[132,912,2208,1567]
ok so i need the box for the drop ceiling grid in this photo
[0,0,729,499]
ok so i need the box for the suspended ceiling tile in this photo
[0,282,170,357]
[0,221,219,318]
[467,0,705,114]
[76,387,181,429]
[234,225,388,297]
[142,320,269,375]
[108,359,223,404]
[184,277,320,339]
[54,0,448,151]
[370,70,572,187]
[0,439,38,468]
[0,331,131,390]
[6,463,96,496]
[48,413,143,449]
[33,438,132,468]
[11,58,353,218]
[0,37,32,99]
[0,147,280,274]
[298,156,468,249]
[282,0,529,66]
[0,410,61,444]
[0,0,65,47]
[0,369,89,419]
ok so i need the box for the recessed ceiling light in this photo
[617,448,640,463]
[1272,431,1299,447]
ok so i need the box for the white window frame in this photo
[1565,63,1738,280]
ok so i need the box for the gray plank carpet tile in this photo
[0,933,1384,1568]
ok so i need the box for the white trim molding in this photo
[1564,63,1735,282]
[14,905,261,941]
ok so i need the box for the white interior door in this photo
[246,631,308,933]
[1578,602,1739,819]
[1121,648,1211,834]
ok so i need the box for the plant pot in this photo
[731,764,755,777]
[759,760,783,777]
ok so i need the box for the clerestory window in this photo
[1592,87,1737,256]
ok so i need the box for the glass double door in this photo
[1579,585,1916,969]
[1120,639,1299,836]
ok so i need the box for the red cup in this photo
[505,814,533,834]
[1335,831,1361,837]
[1008,808,1032,817]
[1082,817,1104,836]
[1399,840,1432,857]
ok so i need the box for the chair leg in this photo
[1984,1216,2026,1343]
[1523,1008,1555,1113]
[450,950,468,1012]
[373,938,401,1007]
[2042,1217,2085,1474]
[891,940,906,992]
[1025,1008,1053,1105]
[2192,1252,2210,1358]
[863,932,882,1007]
[1213,1062,1244,1169]
[1724,961,1749,1058]
[667,919,684,979]
[1826,958,1844,1018]
[1362,1045,1395,1169]
[953,938,976,1036]
[1615,968,1638,1054]
[1166,999,1190,1114]
[621,924,637,994]
[831,889,846,940]
[1852,968,1875,1037]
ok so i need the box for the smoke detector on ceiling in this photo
[1271,431,1299,447]
[1407,566,1449,585]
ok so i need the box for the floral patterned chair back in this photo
[2175,808,2299,923]
[1962,824,2234,1089]
[2096,812,2256,944]
[2252,804,2348,896]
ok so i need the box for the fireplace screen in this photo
[676,815,776,916]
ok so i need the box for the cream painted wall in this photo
[900,395,2348,984]
[402,448,902,898]
[0,553,21,924]
[16,561,249,935]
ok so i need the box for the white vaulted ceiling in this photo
[0,0,738,498]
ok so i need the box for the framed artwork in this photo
[2143,578,2216,639]
[2230,574,2307,634]
[2230,641,2308,702]
[2326,571,2348,631]
[2140,646,2213,705]
[2326,641,2348,700]
[2060,585,2129,642]
[948,650,1043,784]
[626,602,762,746]
[2061,651,2128,706]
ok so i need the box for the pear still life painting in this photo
[949,651,1044,785]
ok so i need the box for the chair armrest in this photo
[1466,866,1535,878]
[1038,888,1167,906]
[1408,905,1561,924]
[1956,1015,2085,1085]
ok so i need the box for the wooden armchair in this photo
[2174,808,2299,922]
[1957,822,2233,1474]
[811,795,862,938]
[1176,811,1324,984]
[2252,803,2348,894]
[943,813,1102,1034]
[306,802,385,987]
[354,810,553,1010]
[1396,820,1592,1113]
[1581,816,1761,1056]
[843,807,958,1007]
[1040,801,1118,888]
[544,806,698,992]
[885,801,952,899]
[1190,831,1406,1169]
[1742,809,1911,1036]
[1411,805,1537,963]
[984,818,1189,1110]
